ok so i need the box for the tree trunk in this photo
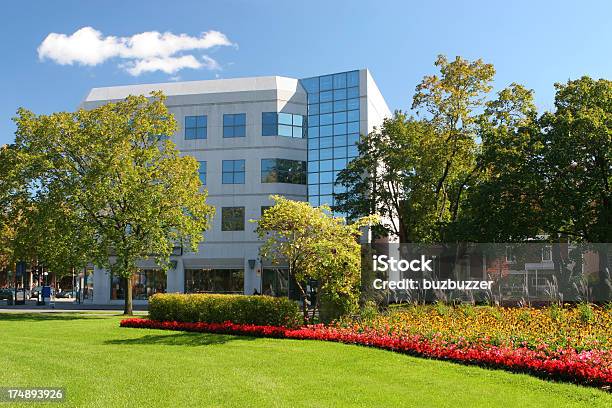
[123,276,133,315]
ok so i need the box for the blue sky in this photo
[1,0,610,145]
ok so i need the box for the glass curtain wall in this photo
[300,70,360,209]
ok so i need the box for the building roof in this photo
[83,76,304,102]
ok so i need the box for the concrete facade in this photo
[81,69,390,305]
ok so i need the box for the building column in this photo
[93,266,110,305]
[167,258,185,294]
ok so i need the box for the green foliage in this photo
[336,55,496,242]
[254,195,378,321]
[359,300,380,322]
[577,303,594,324]
[148,293,303,328]
[10,92,215,313]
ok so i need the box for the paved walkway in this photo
[0,300,148,313]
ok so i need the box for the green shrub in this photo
[148,293,303,328]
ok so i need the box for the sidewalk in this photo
[0,300,148,313]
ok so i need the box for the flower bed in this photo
[121,316,612,387]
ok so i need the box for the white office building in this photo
[80,69,390,305]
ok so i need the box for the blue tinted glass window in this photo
[223,114,246,138]
[348,133,360,145]
[320,148,333,160]
[347,98,359,110]
[308,137,319,149]
[198,161,207,185]
[347,71,359,87]
[308,126,319,138]
[278,113,292,125]
[320,91,333,102]
[308,184,319,196]
[334,184,347,194]
[334,146,346,157]
[333,123,347,135]
[333,112,347,123]
[185,116,197,128]
[308,149,319,160]
[308,104,319,115]
[319,102,333,114]
[262,125,276,136]
[279,124,292,137]
[347,87,359,99]
[234,114,246,125]
[320,183,333,195]
[320,172,333,183]
[308,161,319,172]
[347,121,360,133]
[308,173,319,184]
[262,112,277,125]
[333,135,347,146]
[262,112,278,136]
[264,113,303,138]
[302,77,319,93]
[320,125,333,137]
[320,137,333,148]
[333,73,347,89]
[309,196,320,207]
[320,160,333,172]
[347,110,359,122]
[308,115,319,126]
[320,195,333,206]
[222,159,245,184]
[320,113,333,126]
[333,88,347,100]
[320,75,333,91]
[333,100,347,111]
[348,145,359,157]
[185,115,207,140]
[308,93,319,104]
[333,158,347,170]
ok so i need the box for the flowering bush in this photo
[347,304,612,352]
[121,305,612,388]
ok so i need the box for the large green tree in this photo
[12,92,215,314]
[451,84,543,242]
[255,195,378,321]
[336,55,495,242]
[538,77,611,297]
[335,113,442,242]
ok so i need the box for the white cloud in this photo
[37,26,235,76]
[124,55,204,76]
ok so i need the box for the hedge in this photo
[148,293,303,328]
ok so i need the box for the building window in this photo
[198,161,207,185]
[185,115,207,140]
[261,159,306,184]
[222,160,245,184]
[110,269,166,300]
[262,112,304,138]
[223,113,246,138]
[185,269,244,294]
[221,207,245,231]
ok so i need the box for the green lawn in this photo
[0,313,610,407]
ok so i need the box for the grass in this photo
[0,313,610,407]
